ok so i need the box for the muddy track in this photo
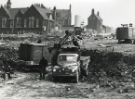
[1,72,135,99]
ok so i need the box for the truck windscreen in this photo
[58,55,78,62]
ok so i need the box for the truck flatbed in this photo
[80,56,90,60]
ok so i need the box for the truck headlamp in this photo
[53,68,56,72]
[71,66,78,72]
[72,69,77,72]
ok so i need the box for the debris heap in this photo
[81,49,135,87]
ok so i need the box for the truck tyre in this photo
[74,71,79,83]
[118,40,121,44]
[85,64,89,77]
[131,40,134,44]
[134,40,135,44]
[53,77,57,82]
[23,66,30,73]
[85,68,89,77]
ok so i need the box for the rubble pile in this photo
[81,49,135,87]
[1,34,61,43]
[0,46,18,81]
[0,34,40,41]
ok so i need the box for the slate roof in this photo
[2,7,11,17]
[56,9,70,19]
[2,4,53,20]
[96,15,103,21]
[3,7,28,19]
[33,5,53,20]
[9,8,28,19]
[89,14,102,21]
[88,9,102,21]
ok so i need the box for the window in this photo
[29,16,35,28]
[16,17,21,28]
[36,19,39,28]
[10,20,13,28]
[49,15,52,20]
[2,17,7,28]
[43,20,47,26]
[29,17,31,28]
[24,19,27,28]
[50,21,52,28]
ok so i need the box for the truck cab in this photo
[52,47,90,83]
[50,31,90,82]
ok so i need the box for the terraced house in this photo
[87,9,103,33]
[0,0,72,34]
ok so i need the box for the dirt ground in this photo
[0,72,135,99]
[82,39,135,54]
[1,38,135,99]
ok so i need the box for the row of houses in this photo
[0,0,71,34]
[0,0,111,35]
[62,9,112,34]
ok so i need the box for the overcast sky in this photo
[0,0,135,28]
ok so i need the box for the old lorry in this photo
[51,31,90,83]
[52,46,90,83]
[116,24,135,44]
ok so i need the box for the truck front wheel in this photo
[53,76,58,82]
[85,69,89,77]
[131,40,134,44]
[74,71,79,83]
[118,40,121,44]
